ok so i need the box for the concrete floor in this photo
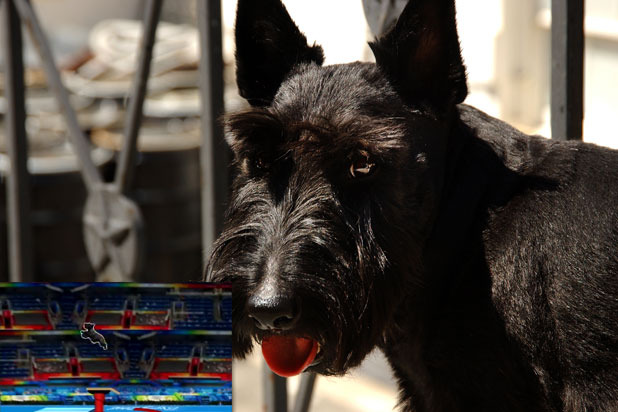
[233,349,400,412]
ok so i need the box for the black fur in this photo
[206,0,618,410]
[234,0,324,106]
[80,322,108,350]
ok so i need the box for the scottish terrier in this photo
[205,0,618,410]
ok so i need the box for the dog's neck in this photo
[382,105,528,336]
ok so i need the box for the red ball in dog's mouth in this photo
[261,336,319,377]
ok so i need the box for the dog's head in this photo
[206,0,467,376]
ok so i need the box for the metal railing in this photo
[0,0,227,282]
[551,0,584,141]
[2,0,33,281]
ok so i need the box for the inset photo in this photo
[0,282,231,412]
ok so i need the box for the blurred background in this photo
[0,0,617,411]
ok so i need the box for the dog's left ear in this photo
[235,0,325,107]
[369,0,467,111]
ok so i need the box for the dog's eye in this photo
[253,156,268,171]
[349,152,376,178]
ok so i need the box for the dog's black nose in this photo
[247,293,299,330]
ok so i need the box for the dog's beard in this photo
[209,236,401,376]
[205,180,418,376]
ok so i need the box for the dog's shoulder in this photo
[458,104,618,302]
[457,104,617,280]
[458,104,618,194]
[431,104,617,270]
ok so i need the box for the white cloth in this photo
[361,0,408,37]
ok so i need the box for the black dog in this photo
[80,322,108,350]
[205,0,618,410]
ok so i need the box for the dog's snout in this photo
[247,293,299,330]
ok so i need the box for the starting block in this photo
[87,388,120,412]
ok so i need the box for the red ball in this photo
[262,336,318,377]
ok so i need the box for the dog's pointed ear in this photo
[369,0,467,110]
[235,0,324,107]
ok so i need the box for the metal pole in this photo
[551,0,584,141]
[263,362,288,412]
[114,0,163,194]
[12,0,104,188]
[2,0,34,282]
[197,0,228,259]
[293,373,317,412]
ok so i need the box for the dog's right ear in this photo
[235,0,324,107]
